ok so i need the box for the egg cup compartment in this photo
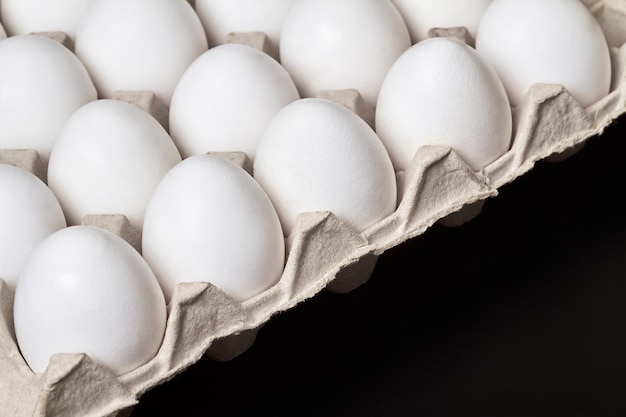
[426,26,476,47]
[206,150,254,176]
[1,3,626,416]
[590,0,626,48]
[81,214,142,254]
[111,90,169,132]
[315,89,376,129]
[0,149,47,183]
[225,31,280,62]
[29,31,73,50]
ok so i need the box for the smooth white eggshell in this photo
[142,154,285,303]
[253,98,397,236]
[0,0,90,40]
[375,37,512,173]
[0,23,6,40]
[169,43,300,160]
[13,226,167,376]
[47,99,182,230]
[391,0,493,43]
[194,0,294,54]
[0,35,97,161]
[475,0,612,108]
[279,0,411,108]
[0,165,66,289]
[74,0,208,106]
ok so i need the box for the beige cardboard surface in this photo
[1,3,625,416]
[0,149,47,183]
[226,31,279,62]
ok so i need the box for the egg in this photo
[0,165,66,289]
[375,37,513,173]
[0,35,97,161]
[194,0,294,57]
[475,0,612,108]
[253,98,397,236]
[0,0,90,41]
[168,43,300,160]
[47,99,182,230]
[13,225,167,376]
[390,0,493,43]
[279,0,411,108]
[0,23,6,40]
[142,154,285,303]
[74,0,208,107]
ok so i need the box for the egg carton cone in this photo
[1,2,626,416]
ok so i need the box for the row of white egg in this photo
[0,0,613,168]
[3,149,287,377]
[0,0,495,46]
[0,0,614,379]
[0,40,396,378]
[0,0,613,169]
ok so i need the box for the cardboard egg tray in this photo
[1,1,626,416]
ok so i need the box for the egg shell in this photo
[253,97,398,236]
[279,0,411,108]
[375,37,513,173]
[141,154,286,303]
[74,0,208,106]
[475,0,612,108]
[194,0,294,60]
[168,43,300,160]
[47,98,182,231]
[0,0,89,41]
[391,0,493,43]
[0,34,97,161]
[0,165,66,289]
[13,225,167,376]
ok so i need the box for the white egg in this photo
[194,0,294,55]
[279,0,411,108]
[169,43,300,160]
[0,165,66,289]
[390,0,493,43]
[0,35,97,161]
[74,0,208,106]
[0,23,6,40]
[375,37,512,173]
[142,154,285,303]
[253,98,397,236]
[0,0,90,41]
[475,0,612,108]
[13,225,167,376]
[47,99,182,230]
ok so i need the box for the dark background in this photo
[131,113,626,417]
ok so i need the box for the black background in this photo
[131,113,626,417]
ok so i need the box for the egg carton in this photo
[1,1,626,416]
